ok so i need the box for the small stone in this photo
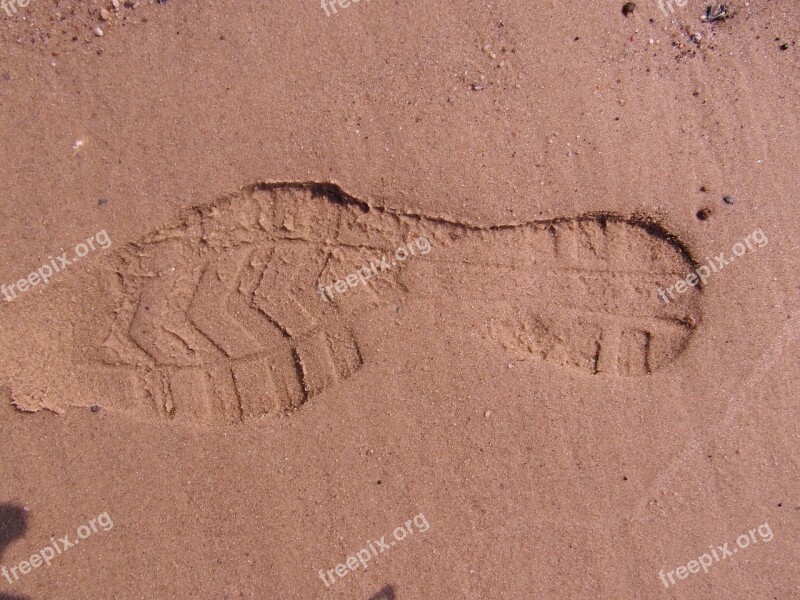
[723,195,735,205]
[98,198,108,206]
[696,208,712,221]
[484,411,492,418]
[93,26,104,37]
[123,0,135,6]
[90,405,101,413]
[100,8,111,20]
[703,4,730,23]
[111,0,119,8]
[621,2,636,16]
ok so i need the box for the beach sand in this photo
[0,0,798,598]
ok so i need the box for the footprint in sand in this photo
[0,182,701,425]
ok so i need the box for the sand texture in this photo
[0,0,798,598]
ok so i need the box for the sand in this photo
[0,0,798,598]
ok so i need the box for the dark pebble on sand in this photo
[696,208,711,221]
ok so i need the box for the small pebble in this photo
[98,198,108,206]
[90,405,101,413]
[622,2,636,16]
[484,411,492,418]
[100,8,111,20]
[723,195,735,205]
[93,26,104,37]
[111,0,119,8]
